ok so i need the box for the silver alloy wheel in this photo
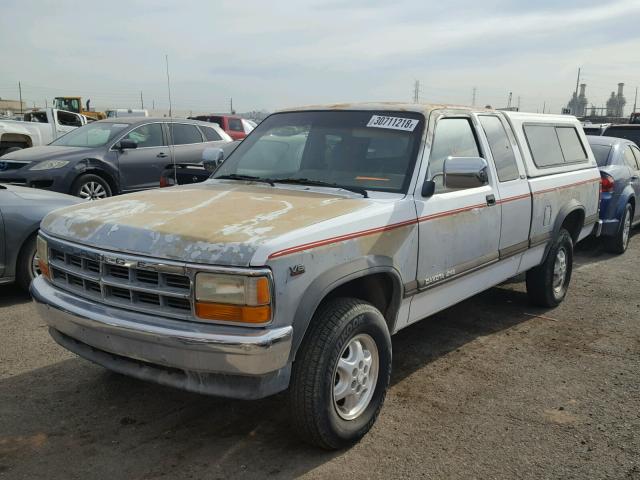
[552,247,568,296]
[79,181,107,200]
[622,208,631,249]
[333,333,379,421]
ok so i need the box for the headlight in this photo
[195,273,272,324]
[36,236,51,280]
[30,160,70,170]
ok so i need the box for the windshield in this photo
[213,110,424,193]
[589,144,612,166]
[50,122,129,147]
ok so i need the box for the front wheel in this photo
[526,228,573,307]
[16,235,40,291]
[71,174,112,200]
[288,298,392,449]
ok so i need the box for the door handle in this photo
[157,152,168,158]
[486,194,496,206]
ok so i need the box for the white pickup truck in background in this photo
[0,108,87,156]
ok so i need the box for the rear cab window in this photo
[228,118,244,132]
[524,125,587,168]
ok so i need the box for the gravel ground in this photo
[0,234,638,479]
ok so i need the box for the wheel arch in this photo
[289,258,404,359]
[72,159,120,194]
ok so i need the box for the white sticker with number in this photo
[367,115,419,132]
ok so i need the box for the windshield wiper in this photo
[215,174,275,186]
[274,178,368,198]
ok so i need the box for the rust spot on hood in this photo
[41,182,369,266]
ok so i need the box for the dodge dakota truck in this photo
[31,103,601,449]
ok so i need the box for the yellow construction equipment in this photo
[53,97,106,120]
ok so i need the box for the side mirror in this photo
[116,139,138,151]
[202,147,224,172]
[443,156,488,189]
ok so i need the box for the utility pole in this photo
[507,92,512,109]
[152,99,155,110]
[230,98,234,114]
[633,86,638,114]
[165,54,173,117]
[45,98,48,108]
[413,80,420,103]
[517,96,521,111]
[140,91,144,109]
[542,101,546,114]
[472,86,477,106]
[18,81,23,114]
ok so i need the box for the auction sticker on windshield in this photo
[367,115,419,132]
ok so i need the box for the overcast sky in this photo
[1,0,640,115]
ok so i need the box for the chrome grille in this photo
[48,244,193,320]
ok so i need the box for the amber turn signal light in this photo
[195,302,271,324]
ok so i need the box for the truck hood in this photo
[1,145,95,163]
[41,181,370,266]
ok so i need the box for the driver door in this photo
[116,122,170,192]
[407,114,501,325]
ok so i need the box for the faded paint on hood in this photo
[41,181,368,266]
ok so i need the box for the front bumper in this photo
[31,276,293,399]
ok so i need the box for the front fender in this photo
[73,158,120,193]
[287,255,403,359]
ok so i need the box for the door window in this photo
[121,123,165,148]
[201,126,222,141]
[631,146,640,168]
[56,110,83,127]
[623,146,639,169]
[429,118,480,193]
[479,116,519,182]
[170,124,203,145]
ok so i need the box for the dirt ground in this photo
[1,234,638,480]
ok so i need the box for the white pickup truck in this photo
[0,108,87,156]
[31,103,601,449]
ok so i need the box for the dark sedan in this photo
[0,118,232,199]
[0,184,81,290]
[160,140,240,187]
[588,135,640,253]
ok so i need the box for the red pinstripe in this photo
[267,177,598,259]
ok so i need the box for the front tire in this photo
[16,235,40,291]
[605,203,632,254]
[71,174,112,200]
[526,228,573,307]
[289,298,392,449]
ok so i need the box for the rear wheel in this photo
[16,235,40,291]
[288,298,392,449]
[526,228,573,307]
[71,174,112,200]
[605,203,632,254]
